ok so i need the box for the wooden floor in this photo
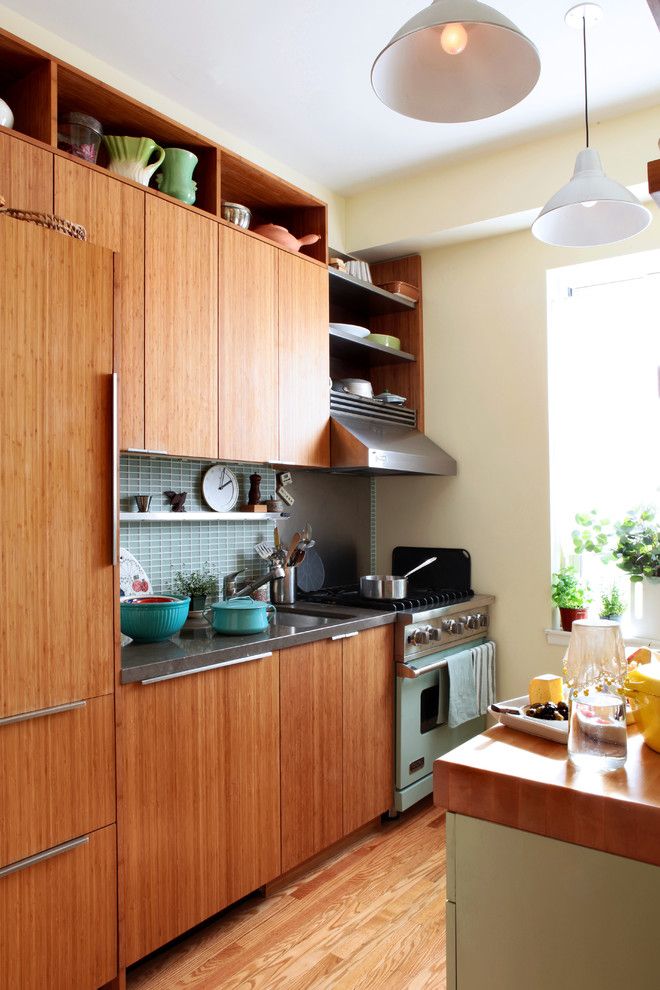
[128,799,446,990]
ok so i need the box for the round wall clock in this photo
[202,464,240,512]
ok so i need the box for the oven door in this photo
[395,640,487,812]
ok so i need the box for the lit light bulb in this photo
[440,22,468,55]
[582,200,597,208]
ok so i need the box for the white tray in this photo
[489,695,568,744]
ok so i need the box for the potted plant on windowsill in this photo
[599,585,626,622]
[172,564,218,613]
[573,507,660,637]
[552,566,591,631]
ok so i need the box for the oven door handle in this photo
[396,658,448,679]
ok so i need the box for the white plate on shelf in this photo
[329,322,370,338]
[490,695,568,744]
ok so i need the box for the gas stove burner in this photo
[299,585,474,613]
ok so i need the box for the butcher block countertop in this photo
[434,724,660,867]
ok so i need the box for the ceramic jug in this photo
[155,147,198,205]
[103,135,165,186]
[0,97,14,129]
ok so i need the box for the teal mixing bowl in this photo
[120,595,190,642]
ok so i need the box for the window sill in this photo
[545,628,660,650]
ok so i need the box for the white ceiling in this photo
[8,0,660,194]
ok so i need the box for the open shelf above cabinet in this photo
[329,267,416,318]
[120,511,288,523]
[329,326,415,367]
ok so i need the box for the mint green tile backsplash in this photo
[120,455,277,596]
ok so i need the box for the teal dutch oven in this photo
[204,596,276,635]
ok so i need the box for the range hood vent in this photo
[330,406,457,477]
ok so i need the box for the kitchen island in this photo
[434,725,660,989]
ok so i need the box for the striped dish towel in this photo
[471,641,496,715]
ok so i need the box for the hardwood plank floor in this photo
[128,799,446,989]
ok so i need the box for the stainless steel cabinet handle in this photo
[112,372,119,566]
[126,447,169,455]
[331,631,359,641]
[0,699,86,727]
[141,651,273,684]
[0,835,89,879]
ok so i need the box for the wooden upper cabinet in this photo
[144,198,218,459]
[278,253,330,467]
[120,654,280,967]
[0,218,115,718]
[54,157,146,449]
[280,638,343,872]
[342,626,394,834]
[0,131,52,212]
[219,225,279,463]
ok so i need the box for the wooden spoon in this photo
[285,531,302,566]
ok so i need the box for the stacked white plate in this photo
[329,322,370,338]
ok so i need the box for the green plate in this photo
[366,333,401,350]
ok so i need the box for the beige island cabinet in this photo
[434,726,660,990]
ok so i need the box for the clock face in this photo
[202,464,240,513]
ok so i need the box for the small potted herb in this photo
[551,566,591,631]
[172,564,218,613]
[599,585,626,622]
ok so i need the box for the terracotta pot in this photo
[251,223,320,253]
[559,607,588,632]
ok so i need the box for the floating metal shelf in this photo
[329,267,416,317]
[120,511,287,522]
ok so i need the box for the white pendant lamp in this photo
[532,4,651,247]
[371,0,540,123]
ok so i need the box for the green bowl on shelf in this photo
[366,333,401,350]
[120,595,190,642]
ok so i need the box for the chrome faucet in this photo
[230,565,285,599]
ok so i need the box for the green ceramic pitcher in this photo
[103,135,165,186]
[155,147,198,205]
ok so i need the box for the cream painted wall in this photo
[0,3,347,248]
[375,220,660,700]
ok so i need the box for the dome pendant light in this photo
[532,4,651,247]
[371,0,540,123]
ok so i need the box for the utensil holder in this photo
[271,566,297,605]
[135,494,152,513]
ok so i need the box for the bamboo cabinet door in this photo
[0,218,115,718]
[54,158,146,449]
[0,132,52,212]
[218,225,279,462]
[342,626,394,834]
[120,654,281,967]
[280,639,343,872]
[278,254,330,467]
[144,198,218,459]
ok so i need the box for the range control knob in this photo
[428,626,442,641]
[409,626,431,645]
[453,621,465,635]
[478,613,489,627]
[466,615,479,630]
[441,619,455,633]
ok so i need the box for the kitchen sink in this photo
[270,612,354,632]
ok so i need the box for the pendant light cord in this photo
[582,15,589,147]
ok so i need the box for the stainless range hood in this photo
[330,413,457,476]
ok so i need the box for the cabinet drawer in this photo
[0,824,117,990]
[0,694,115,867]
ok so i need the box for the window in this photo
[547,250,660,631]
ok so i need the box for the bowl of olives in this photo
[524,700,569,721]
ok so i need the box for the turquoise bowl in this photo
[120,595,190,642]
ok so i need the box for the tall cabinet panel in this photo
[0,217,115,719]
[54,157,146,449]
[0,132,52,212]
[278,254,330,467]
[218,225,279,462]
[144,199,218,459]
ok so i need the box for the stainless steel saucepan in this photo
[359,556,437,600]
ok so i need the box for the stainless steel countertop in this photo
[120,604,398,684]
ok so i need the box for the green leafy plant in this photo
[551,566,591,609]
[573,506,660,582]
[172,564,218,600]
[600,585,626,618]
